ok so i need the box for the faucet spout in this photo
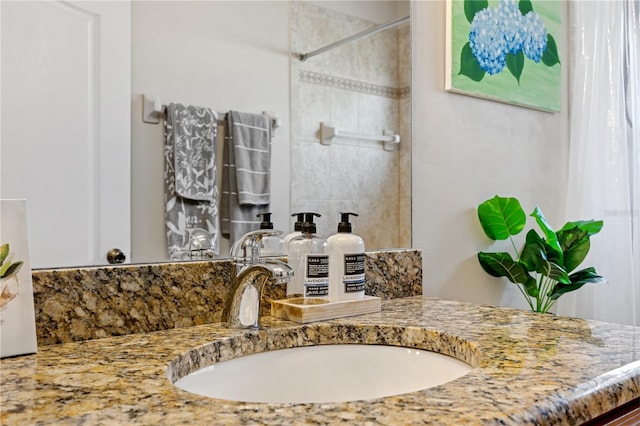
[222,259,293,328]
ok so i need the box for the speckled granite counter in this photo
[31,249,422,345]
[2,297,639,425]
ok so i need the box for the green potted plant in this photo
[476,195,606,313]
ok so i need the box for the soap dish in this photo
[270,296,381,324]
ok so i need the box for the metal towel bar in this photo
[319,122,400,152]
[141,94,281,130]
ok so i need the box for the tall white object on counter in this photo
[327,212,365,301]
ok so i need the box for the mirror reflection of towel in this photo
[164,103,220,258]
[172,104,217,200]
[221,111,271,244]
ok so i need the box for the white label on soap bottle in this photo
[343,253,365,293]
[304,254,329,297]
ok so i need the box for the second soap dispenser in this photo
[287,213,329,298]
[283,212,305,254]
[327,212,365,301]
[256,212,285,256]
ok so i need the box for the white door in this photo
[1,1,131,268]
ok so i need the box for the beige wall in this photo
[411,1,570,310]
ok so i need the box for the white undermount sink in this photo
[173,344,472,403]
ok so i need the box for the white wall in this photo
[131,1,290,262]
[411,1,570,309]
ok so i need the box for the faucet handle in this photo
[230,230,283,263]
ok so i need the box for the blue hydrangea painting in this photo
[446,0,561,112]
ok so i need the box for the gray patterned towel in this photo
[169,104,217,200]
[164,103,220,258]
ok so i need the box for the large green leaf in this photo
[478,252,538,297]
[558,220,603,237]
[506,51,524,84]
[544,262,570,285]
[459,42,486,82]
[562,237,591,273]
[477,195,526,241]
[530,207,562,254]
[464,0,489,24]
[520,230,545,270]
[520,231,570,283]
[542,238,563,266]
[0,244,8,266]
[557,220,602,272]
[549,267,606,300]
[541,34,561,67]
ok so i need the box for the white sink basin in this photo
[173,344,472,403]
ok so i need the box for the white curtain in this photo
[557,0,639,326]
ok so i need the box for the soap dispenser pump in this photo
[327,212,365,301]
[283,212,305,254]
[287,213,329,298]
[256,212,285,256]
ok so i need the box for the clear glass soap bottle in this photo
[287,213,329,299]
[283,212,305,255]
[256,212,285,257]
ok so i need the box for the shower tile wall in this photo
[290,1,411,249]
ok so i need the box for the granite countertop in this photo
[1,296,639,425]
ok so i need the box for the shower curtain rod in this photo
[298,15,410,62]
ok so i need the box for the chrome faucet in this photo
[222,230,293,328]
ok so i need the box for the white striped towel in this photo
[221,111,271,244]
[229,111,271,206]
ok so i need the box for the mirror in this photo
[290,1,411,252]
[132,0,411,264]
[3,0,411,269]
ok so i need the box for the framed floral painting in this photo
[1,200,38,358]
[446,0,562,112]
